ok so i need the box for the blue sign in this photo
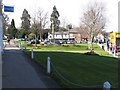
[4,6,14,12]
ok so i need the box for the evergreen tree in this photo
[50,6,60,42]
[21,9,31,37]
[9,19,17,38]
[2,13,9,35]
[50,6,60,32]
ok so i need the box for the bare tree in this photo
[60,17,68,41]
[31,8,49,41]
[80,2,106,51]
[60,17,68,28]
[37,8,49,41]
[30,17,38,46]
[31,18,38,36]
[2,13,9,35]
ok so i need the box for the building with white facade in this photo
[48,32,75,40]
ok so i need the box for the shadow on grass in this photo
[25,50,118,89]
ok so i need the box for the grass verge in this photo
[25,44,118,89]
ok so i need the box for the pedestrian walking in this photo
[7,37,10,45]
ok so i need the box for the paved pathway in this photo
[97,43,120,58]
[0,50,2,90]
[2,40,60,88]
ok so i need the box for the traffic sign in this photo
[4,6,14,12]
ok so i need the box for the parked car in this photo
[21,38,30,41]
[44,40,50,44]
[66,40,76,44]
[3,37,7,40]
[28,39,40,44]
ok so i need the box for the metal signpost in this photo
[4,5,14,12]
[0,5,14,53]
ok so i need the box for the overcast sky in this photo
[2,0,119,32]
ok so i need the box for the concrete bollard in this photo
[47,57,51,74]
[5,42,6,47]
[25,46,26,50]
[103,81,111,90]
[31,49,34,59]
[3,42,5,48]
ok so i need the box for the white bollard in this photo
[47,57,51,74]
[114,50,116,57]
[31,49,34,59]
[5,42,6,47]
[19,43,21,48]
[103,81,111,90]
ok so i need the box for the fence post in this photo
[47,57,51,74]
[103,81,111,90]
[31,48,34,59]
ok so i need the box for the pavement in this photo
[2,40,61,89]
[97,43,120,58]
[0,49,2,90]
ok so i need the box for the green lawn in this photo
[25,44,118,88]
[26,43,113,57]
[26,43,101,51]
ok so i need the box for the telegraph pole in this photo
[0,1,2,90]
[0,0,3,53]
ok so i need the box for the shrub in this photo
[84,51,99,56]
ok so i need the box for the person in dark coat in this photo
[7,37,10,45]
[107,40,109,51]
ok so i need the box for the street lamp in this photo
[67,24,72,41]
